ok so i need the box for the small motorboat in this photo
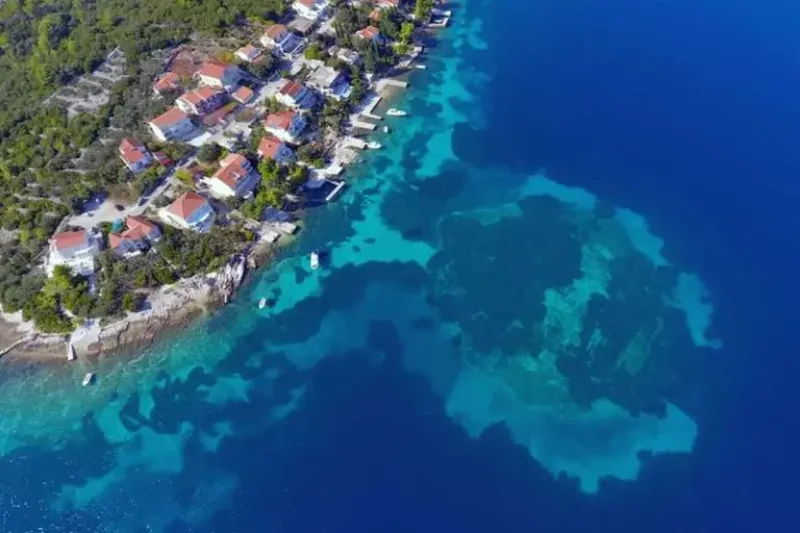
[382,126,390,133]
[82,373,95,387]
[67,343,76,361]
[367,141,382,149]
[386,108,408,117]
[258,297,267,309]
[310,251,320,271]
[415,64,427,70]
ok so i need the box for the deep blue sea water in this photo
[1,0,799,531]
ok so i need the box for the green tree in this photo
[197,143,222,164]
[304,43,324,60]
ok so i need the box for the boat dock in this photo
[360,95,383,121]
[429,9,452,28]
[378,79,409,90]
[275,222,298,235]
[325,180,346,202]
[351,117,377,130]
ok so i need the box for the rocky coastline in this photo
[0,238,276,367]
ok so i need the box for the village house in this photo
[194,60,243,92]
[330,46,362,66]
[260,24,302,55]
[119,138,153,174]
[264,110,307,144]
[292,0,328,20]
[153,72,181,96]
[275,79,315,109]
[257,137,296,166]
[176,87,227,116]
[232,86,254,104]
[46,229,102,277]
[355,26,387,45]
[108,216,162,257]
[307,65,351,100]
[161,191,216,232]
[206,153,261,199]
[234,44,263,63]
[148,107,195,143]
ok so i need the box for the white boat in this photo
[382,126,390,133]
[82,373,95,387]
[310,251,320,271]
[415,64,427,70]
[367,141,382,149]
[67,343,76,361]
[258,297,267,309]
[386,108,407,117]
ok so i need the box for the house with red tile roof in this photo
[260,24,302,55]
[292,0,328,20]
[275,79,315,109]
[47,229,101,277]
[153,72,181,96]
[161,191,216,232]
[206,153,261,199]
[119,138,154,174]
[376,0,403,9]
[108,216,162,257]
[148,107,195,142]
[176,86,227,115]
[355,26,387,44]
[264,110,307,144]
[257,137,295,166]
[232,86,254,104]
[194,60,243,91]
[235,44,263,63]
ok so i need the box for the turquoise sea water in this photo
[4,0,796,530]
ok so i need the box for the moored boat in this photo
[367,141,382,149]
[386,108,407,117]
[310,251,320,270]
[82,373,95,387]
[258,297,267,309]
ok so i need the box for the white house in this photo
[47,229,101,277]
[176,86,227,116]
[275,79,315,109]
[161,191,216,232]
[119,138,153,174]
[260,24,302,55]
[235,44,263,63]
[194,61,243,92]
[292,0,328,20]
[206,153,261,199]
[307,65,351,100]
[108,216,162,257]
[149,107,195,143]
[335,47,362,66]
[264,110,307,144]
[257,137,296,166]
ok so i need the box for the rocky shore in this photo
[0,238,277,367]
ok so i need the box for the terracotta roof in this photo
[154,72,181,93]
[265,110,296,131]
[151,107,189,128]
[236,44,261,58]
[297,0,317,8]
[109,216,160,249]
[232,86,254,103]
[52,230,88,251]
[279,80,305,98]
[196,60,231,81]
[356,26,380,41]
[266,24,288,40]
[258,137,283,160]
[212,153,252,190]
[178,87,225,107]
[167,191,209,221]
[119,138,150,165]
